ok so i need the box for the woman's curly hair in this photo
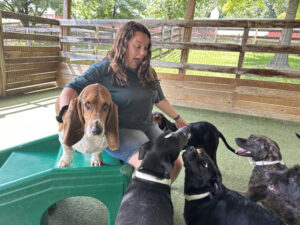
[105,21,159,89]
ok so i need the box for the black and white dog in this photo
[115,126,190,225]
[182,146,285,225]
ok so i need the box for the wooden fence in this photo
[1,11,300,122]
[0,11,60,96]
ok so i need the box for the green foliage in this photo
[0,0,62,16]
[195,0,220,18]
[219,0,290,18]
[143,0,188,19]
[72,0,146,19]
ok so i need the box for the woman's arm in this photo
[155,99,188,128]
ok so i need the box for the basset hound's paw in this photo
[56,159,71,168]
[91,154,104,166]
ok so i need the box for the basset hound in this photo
[55,83,119,167]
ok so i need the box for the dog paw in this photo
[90,154,104,166]
[56,160,71,168]
[90,158,104,166]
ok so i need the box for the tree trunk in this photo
[267,0,299,70]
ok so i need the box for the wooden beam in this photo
[0,11,7,96]
[179,0,196,75]
[58,19,300,29]
[236,27,249,78]
[1,11,59,25]
[3,32,59,42]
[152,41,241,52]
[61,0,72,53]
[4,46,60,52]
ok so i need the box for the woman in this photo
[58,21,188,182]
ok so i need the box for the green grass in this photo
[153,49,300,83]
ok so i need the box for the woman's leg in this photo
[105,128,149,163]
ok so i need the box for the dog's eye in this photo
[85,102,92,110]
[203,163,208,168]
[103,103,109,111]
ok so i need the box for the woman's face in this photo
[125,31,150,72]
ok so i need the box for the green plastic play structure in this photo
[0,134,133,225]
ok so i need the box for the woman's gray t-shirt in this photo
[66,60,165,131]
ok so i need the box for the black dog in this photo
[296,133,300,139]
[153,111,236,164]
[235,134,288,203]
[264,165,300,225]
[115,127,190,225]
[182,147,284,225]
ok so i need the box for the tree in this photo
[219,0,288,18]
[72,0,146,19]
[194,0,221,18]
[143,0,188,19]
[0,0,63,26]
[267,0,300,69]
[0,0,62,16]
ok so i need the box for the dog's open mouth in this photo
[236,148,251,156]
[267,184,280,195]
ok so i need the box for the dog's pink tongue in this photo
[236,148,249,155]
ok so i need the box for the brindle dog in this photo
[235,134,288,203]
[264,165,300,225]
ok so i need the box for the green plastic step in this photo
[0,151,57,185]
[0,135,133,225]
[55,146,122,167]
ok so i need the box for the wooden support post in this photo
[254,28,258,44]
[61,0,71,57]
[0,11,7,96]
[160,26,164,56]
[236,27,249,78]
[179,0,196,75]
[94,26,99,60]
[179,27,182,42]
[213,27,218,43]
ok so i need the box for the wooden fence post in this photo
[94,26,99,59]
[179,0,196,75]
[160,26,164,56]
[61,0,71,60]
[0,11,7,96]
[236,27,249,78]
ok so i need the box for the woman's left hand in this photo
[175,117,189,129]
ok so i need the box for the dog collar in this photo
[184,192,210,201]
[248,159,285,166]
[135,171,171,186]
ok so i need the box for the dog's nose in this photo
[92,126,103,135]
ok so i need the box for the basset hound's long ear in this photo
[63,97,85,146]
[105,101,119,150]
